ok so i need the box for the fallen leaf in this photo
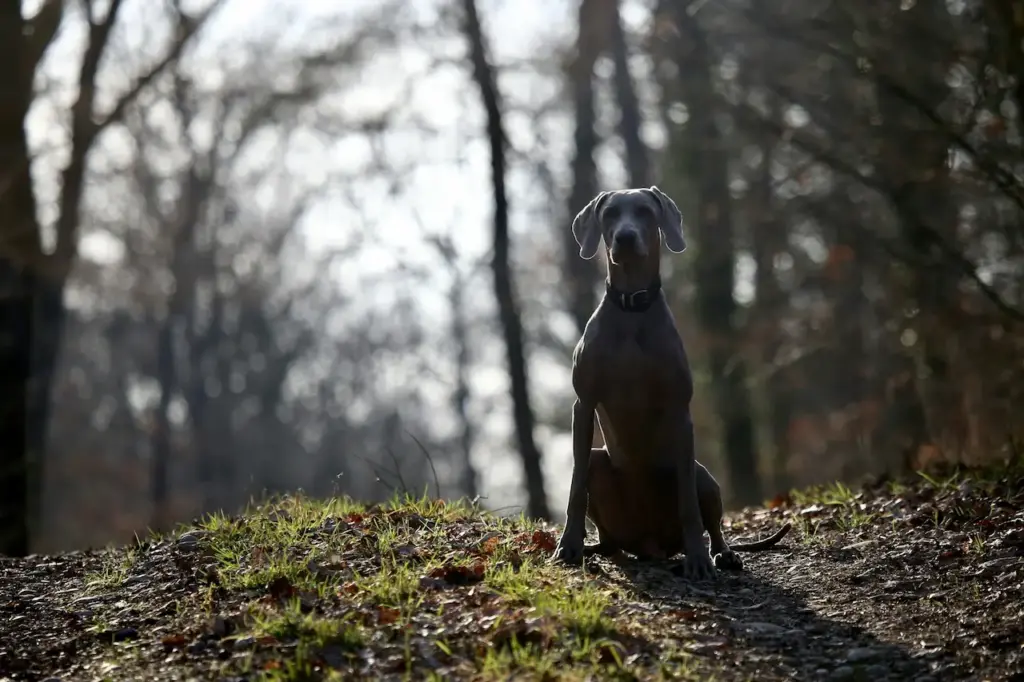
[428,560,486,586]
[267,576,296,600]
[478,536,500,556]
[490,616,555,650]
[528,530,558,554]
[161,633,187,650]
[377,606,401,625]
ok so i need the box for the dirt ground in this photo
[1,463,1022,681]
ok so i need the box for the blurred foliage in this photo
[3,0,1023,551]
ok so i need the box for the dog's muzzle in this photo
[610,226,646,261]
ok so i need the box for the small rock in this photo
[865,664,889,678]
[846,647,882,663]
[186,640,208,655]
[112,627,138,642]
[233,636,256,650]
[829,666,855,680]
[176,530,209,550]
[742,621,787,635]
[1003,528,1024,547]
[210,615,230,638]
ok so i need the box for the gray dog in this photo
[552,186,790,580]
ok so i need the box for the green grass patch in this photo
[164,492,682,680]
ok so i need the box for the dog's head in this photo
[571,186,685,263]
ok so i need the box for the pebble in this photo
[742,621,787,635]
[175,531,209,551]
[846,646,882,663]
[210,615,230,638]
[112,627,138,642]
[233,636,256,650]
[828,665,855,680]
[186,640,207,655]
[865,664,889,678]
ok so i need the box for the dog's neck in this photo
[605,247,662,312]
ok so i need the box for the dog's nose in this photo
[614,231,638,249]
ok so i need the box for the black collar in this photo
[606,276,662,312]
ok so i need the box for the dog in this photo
[552,186,791,579]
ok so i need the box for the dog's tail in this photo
[730,522,792,552]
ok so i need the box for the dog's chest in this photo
[596,325,690,401]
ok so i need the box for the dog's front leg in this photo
[677,416,716,580]
[554,398,595,564]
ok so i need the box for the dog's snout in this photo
[613,230,638,249]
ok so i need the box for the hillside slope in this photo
[2,464,1022,681]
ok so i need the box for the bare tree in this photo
[461,0,550,520]
[0,0,224,554]
[672,6,762,506]
[0,3,44,556]
[563,0,612,335]
[426,233,481,500]
[609,0,650,188]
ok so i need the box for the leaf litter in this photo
[0,460,1022,681]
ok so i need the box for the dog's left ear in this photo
[647,186,686,253]
[571,191,610,260]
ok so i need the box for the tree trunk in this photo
[152,317,175,530]
[878,3,963,463]
[0,6,42,556]
[563,0,610,336]
[750,128,793,494]
[609,0,650,188]
[462,0,550,520]
[450,268,479,500]
[673,7,763,507]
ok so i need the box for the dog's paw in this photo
[713,550,743,571]
[552,540,585,561]
[552,536,585,565]
[679,552,716,581]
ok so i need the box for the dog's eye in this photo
[604,205,621,220]
[635,205,653,220]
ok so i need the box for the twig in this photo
[405,430,442,499]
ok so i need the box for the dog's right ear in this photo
[571,191,609,260]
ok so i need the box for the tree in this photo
[461,0,550,520]
[562,0,613,335]
[0,2,43,556]
[425,232,482,500]
[608,0,650,188]
[0,0,224,555]
[671,5,763,506]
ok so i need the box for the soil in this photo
[1,464,1022,681]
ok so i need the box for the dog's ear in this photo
[647,186,686,253]
[571,191,609,260]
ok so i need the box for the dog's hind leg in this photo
[695,462,744,570]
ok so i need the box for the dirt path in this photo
[1,466,1022,681]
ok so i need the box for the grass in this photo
[84,545,140,591]
[13,457,1024,681]
[150,493,695,680]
